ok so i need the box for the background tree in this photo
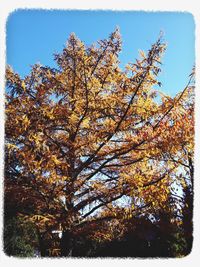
[5,29,194,257]
[4,216,39,257]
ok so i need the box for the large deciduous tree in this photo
[5,29,194,256]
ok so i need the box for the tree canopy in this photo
[4,29,194,257]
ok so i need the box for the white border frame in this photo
[0,1,199,267]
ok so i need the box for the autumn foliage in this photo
[4,29,194,257]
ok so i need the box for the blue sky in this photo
[6,10,195,96]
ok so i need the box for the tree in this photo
[5,29,194,256]
[149,76,194,256]
[4,216,39,257]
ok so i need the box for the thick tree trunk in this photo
[37,229,49,257]
[60,230,74,256]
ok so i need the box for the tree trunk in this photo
[36,227,49,257]
[60,230,74,257]
[182,187,193,255]
[37,229,49,257]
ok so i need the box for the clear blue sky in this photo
[6,10,195,96]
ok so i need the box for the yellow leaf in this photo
[21,81,26,90]
[82,117,90,128]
